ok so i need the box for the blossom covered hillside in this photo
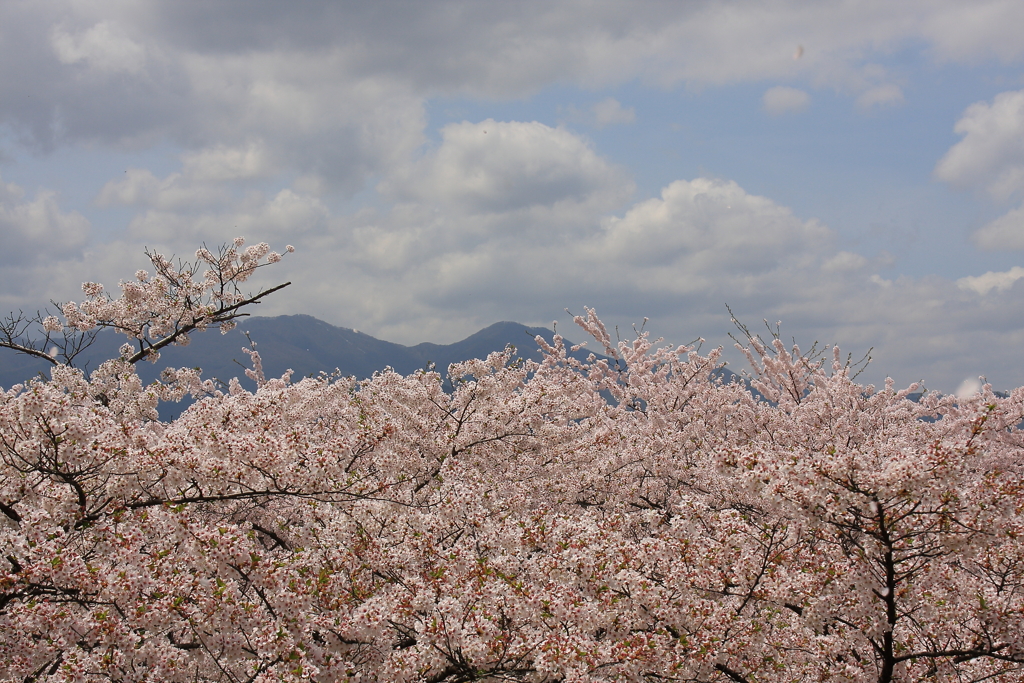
[0,240,1022,682]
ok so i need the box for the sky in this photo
[3,1,1024,393]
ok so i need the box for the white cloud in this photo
[95,169,164,207]
[50,21,146,74]
[301,175,825,343]
[94,154,328,246]
[822,251,868,272]
[589,178,830,275]
[0,175,89,266]
[973,203,1024,249]
[284,175,834,344]
[935,89,1024,200]
[94,141,279,213]
[955,376,983,399]
[956,266,1024,295]
[762,86,810,115]
[181,142,274,182]
[381,119,631,215]
[591,98,636,127]
[125,189,329,243]
[95,169,228,210]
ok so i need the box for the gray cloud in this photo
[3,1,1021,159]
[50,21,147,74]
[0,174,89,266]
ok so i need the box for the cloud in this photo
[95,142,276,211]
[94,154,328,245]
[973,203,1024,249]
[8,2,1024,393]
[276,164,1024,394]
[589,178,830,276]
[762,86,810,115]
[272,175,845,352]
[0,175,89,266]
[935,89,1024,200]
[956,266,1024,295]
[95,169,228,210]
[95,169,165,207]
[591,98,636,127]
[855,83,904,109]
[822,251,868,272]
[955,376,983,399]
[3,10,428,186]
[3,1,1024,161]
[125,189,329,244]
[50,21,146,75]
[297,175,827,347]
[9,153,1024,393]
[167,51,428,192]
[381,119,631,215]
[277,171,1024,394]
[181,142,274,182]
[919,1,1024,63]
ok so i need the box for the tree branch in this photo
[125,281,291,365]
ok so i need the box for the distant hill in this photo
[0,315,610,393]
[151,315,611,387]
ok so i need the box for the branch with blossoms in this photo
[0,238,293,370]
[0,309,98,369]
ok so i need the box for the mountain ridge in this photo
[0,315,604,391]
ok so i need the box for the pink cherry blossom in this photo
[0,241,1021,682]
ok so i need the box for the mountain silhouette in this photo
[0,315,608,392]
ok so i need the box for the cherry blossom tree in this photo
[0,238,293,369]
[0,242,1021,682]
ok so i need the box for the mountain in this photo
[153,315,600,386]
[0,315,606,392]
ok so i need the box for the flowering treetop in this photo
[0,240,1021,682]
[0,237,293,368]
